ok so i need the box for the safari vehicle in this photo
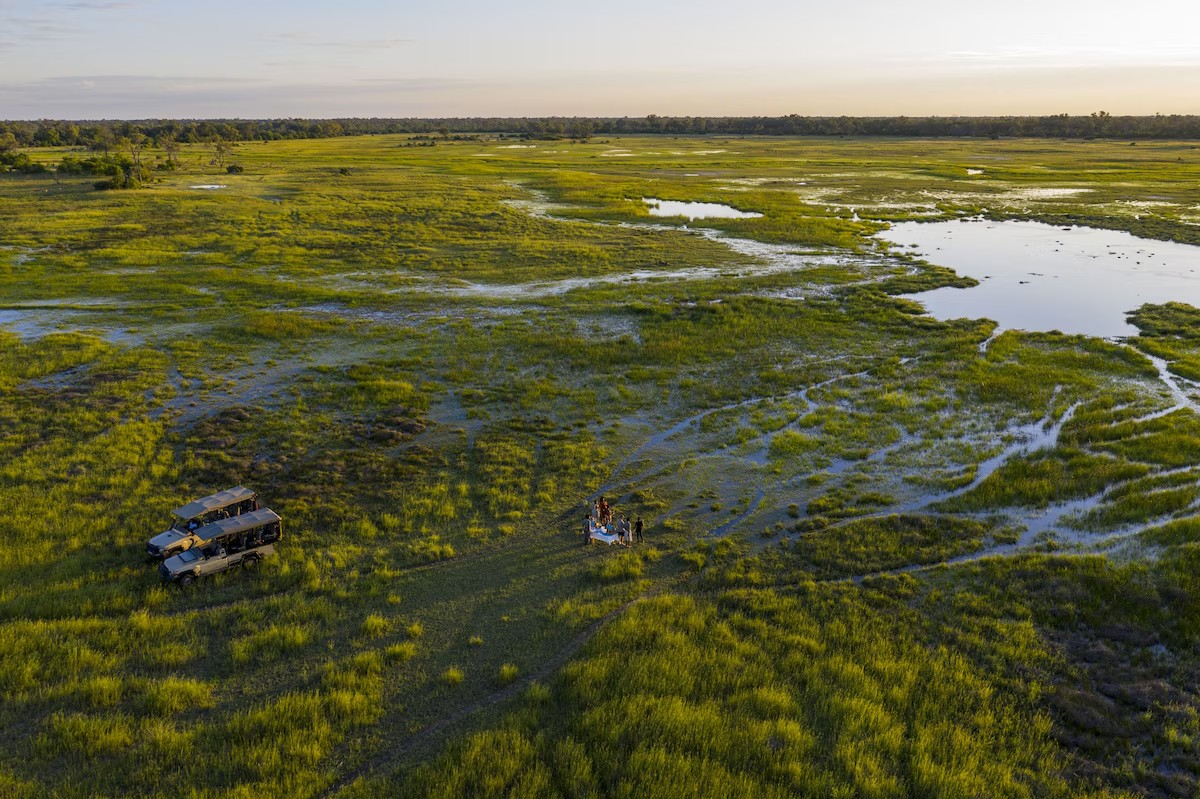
[159,508,282,587]
[145,486,259,559]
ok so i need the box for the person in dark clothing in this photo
[634,516,644,543]
[582,516,592,546]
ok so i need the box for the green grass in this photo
[937,448,1149,512]
[1,133,1199,797]
[397,590,1094,798]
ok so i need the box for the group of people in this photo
[583,495,644,546]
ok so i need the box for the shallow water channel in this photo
[643,197,762,220]
[882,219,1200,338]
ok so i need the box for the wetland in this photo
[886,219,1200,338]
[1,134,1200,798]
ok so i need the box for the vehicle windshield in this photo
[170,518,190,533]
[177,549,200,563]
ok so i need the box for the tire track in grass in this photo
[160,504,591,618]
[322,581,676,797]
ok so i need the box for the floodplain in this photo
[1,134,1200,797]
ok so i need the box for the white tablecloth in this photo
[590,529,618,545]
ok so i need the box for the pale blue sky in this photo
[1,0,1197,118]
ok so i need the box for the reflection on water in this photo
[643,197,762,220]
[883,219,1200,338]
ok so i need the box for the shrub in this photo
[442,667,465,686]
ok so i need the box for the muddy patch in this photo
[574,314,641,343]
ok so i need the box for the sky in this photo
[1,0,1198,118]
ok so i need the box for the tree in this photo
[0,132,17,153]
[118,133,149,183]
[89,128,114,157]
[206,137,232,167]
[567,119,593,140]
[162,135,181,167]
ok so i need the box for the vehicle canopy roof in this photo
[172,487,257,520]
[194,508,281,543]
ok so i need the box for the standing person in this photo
[634,516,644,544]
[582,516,592,546]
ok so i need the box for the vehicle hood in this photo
[161,553,188,573]
[149,529,186,549]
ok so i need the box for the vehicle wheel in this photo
[242,556,260,570]
[178,573,196,588]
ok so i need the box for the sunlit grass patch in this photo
[229,624,312,665]
[594,551,645,582]
[385,642,418,663]
[496,663,519,686]
[361,613,388,639]
[138,677,214,716]
[38,712,135,758]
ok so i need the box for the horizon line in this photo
[4,112,1198,123]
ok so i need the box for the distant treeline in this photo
[2,113,1200,147]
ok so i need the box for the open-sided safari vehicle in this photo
[145,486,259,559]
[159,508,282,586]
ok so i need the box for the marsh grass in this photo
[937,448,1148,512]
[2,134,1198,797]
[713,515,991,583]
[399,589,1108,798]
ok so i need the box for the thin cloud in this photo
[0,74,479,118]
[932,45,1200,70]
[0,14,73,41]
[56,2,139,10]
[313,38,413,51]
[267,32,413,51]
[0,1,136,48]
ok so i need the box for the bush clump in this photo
[497,663,519,686]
